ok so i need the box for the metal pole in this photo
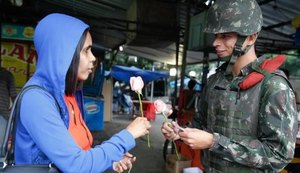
[180,0,191,91]
[201,51,209,91]
[0,23,2,67]
[172,27,180,106]
[150,64,154,101]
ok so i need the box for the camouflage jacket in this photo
[192,58,298,173]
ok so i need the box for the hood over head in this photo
[30,13,89,98]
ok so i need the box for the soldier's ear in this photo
[246,33,258,45]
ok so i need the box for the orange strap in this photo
[64,95,93,150]
[239,55,286,90]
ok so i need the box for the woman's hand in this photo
[113,152,136,173]
[126,117,151,139]
[178,128,213,149]
[161,121,180,141]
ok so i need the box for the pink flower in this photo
[154,99,180,160]
[130,76,150,147]
[154,99,166,113]
[154,99,174,123]
[130,76,144,94]
[154,100,173,116]
[165,104,173,116]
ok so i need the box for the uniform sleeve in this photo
[209,75,298,171]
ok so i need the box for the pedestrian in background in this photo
[0,67,17,120]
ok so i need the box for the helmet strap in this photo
[225,35,251,74]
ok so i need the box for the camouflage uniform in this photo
[192,58,298,172]
[192,0,298,172]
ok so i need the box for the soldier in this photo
[161,0,298,172]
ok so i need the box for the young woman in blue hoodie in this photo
[14,13,151,173]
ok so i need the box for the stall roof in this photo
[1,0,300,65]
[111,65,169,84]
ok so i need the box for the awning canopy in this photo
[111,65,169,84]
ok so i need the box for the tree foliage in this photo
[266,51,300,77]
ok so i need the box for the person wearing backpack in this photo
[14,13,151,173]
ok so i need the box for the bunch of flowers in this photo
[153,99,181,160]
[130,76,150,147]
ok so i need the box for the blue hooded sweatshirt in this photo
[14,13,135,173]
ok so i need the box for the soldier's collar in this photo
[239,57,265,76]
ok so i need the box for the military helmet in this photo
[204,0,263,36]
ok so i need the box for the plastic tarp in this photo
[111,65,169,84]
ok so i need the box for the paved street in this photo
[93,113,166,173]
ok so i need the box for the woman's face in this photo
[212,32,238,58]
[78,32,96,81]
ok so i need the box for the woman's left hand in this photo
[113,152,136,173]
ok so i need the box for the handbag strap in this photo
[1,85,61,168]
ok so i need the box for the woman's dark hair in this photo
[65,29,88,96]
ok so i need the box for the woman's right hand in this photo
[126,117,151,139]
[113,152,136,173]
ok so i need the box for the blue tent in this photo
[111,65,169,84]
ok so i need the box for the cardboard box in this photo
[165,154,191,173]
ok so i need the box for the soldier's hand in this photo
[161,121,180,140]
[179,128,213,149]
